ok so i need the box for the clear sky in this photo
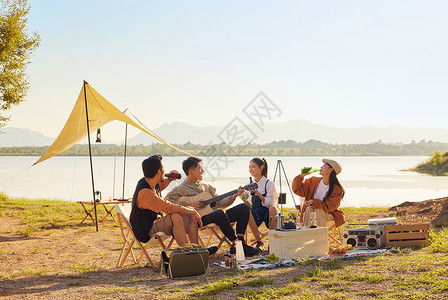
[6,0,448,143]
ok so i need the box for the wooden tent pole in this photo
[122,123,128,200]
[83,80,99,231]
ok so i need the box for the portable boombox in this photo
[343,228,381,250]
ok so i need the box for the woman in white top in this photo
[243,157,278,248]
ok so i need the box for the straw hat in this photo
[322,158,342,175]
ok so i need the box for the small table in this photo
[77,199,131,224]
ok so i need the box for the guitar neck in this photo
[203,189,238,206]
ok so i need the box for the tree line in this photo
[1,139,448,157]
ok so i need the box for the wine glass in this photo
[310,212,318,228]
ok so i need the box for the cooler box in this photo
[268,227,328,259]
[368,217,397,247]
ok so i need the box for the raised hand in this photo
[301,167,312,174]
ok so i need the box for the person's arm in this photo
[164,186,183,204]
[138,188,193,215]
[158,170,181,191]
[310,186,343,213]
[262,181,278,207]
[292,174,307,197]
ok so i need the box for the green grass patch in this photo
[0,193,87,236]
[239,283,303,300]
[284,206,390,215]
[341,206,389,214]
[427,227,448,253]
[245,278,274,287]
[320,279,347,291]
[70,262,103,273]
[394,273,441,290]
[189,279,239,296]
[350,273,387,283]
[127,276,144,284]
[166,287,183,292]
[0,268,55,280]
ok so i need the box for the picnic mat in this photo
[212,248,395,271]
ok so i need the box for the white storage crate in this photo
[268,227,328,259]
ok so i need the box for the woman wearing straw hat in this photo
[292,158,345,228]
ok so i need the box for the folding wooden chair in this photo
[328,222,343,246]
[245,222,269,247]
[197,224,232,252]
[115,203,174,268]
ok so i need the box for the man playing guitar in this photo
[165,156,261,257]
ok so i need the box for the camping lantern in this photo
[96,128,102,143]
[95,190,102,202]
[278,193,286,204]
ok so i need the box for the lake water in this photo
[1,156,447,207]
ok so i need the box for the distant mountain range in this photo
[0,127,54,147]
[2,120,448,147]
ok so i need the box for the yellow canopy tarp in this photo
[34,81,190,165]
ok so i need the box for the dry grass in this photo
[1,194,448,299]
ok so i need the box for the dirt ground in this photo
[347,196,448,226]
[0,197,447,299]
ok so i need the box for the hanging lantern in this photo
[96,128,102,143]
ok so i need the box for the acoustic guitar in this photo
[179,183,258,217]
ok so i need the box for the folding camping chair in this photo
[115,203,174,268]
[246,222,269,248]
[304,207,344,246]
[328,222,343,246]
[198,224,232,254]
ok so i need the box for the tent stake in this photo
[83,80,99,231]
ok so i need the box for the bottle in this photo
[231,254,244,271]
[235,240,245,261]
[231,254,237,270]
[275,214,285,230]
[240,192,249,202]
[224,253,231,267]
[165,173,181,180]
[301,167,321,174]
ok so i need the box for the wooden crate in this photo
[385,224,430,247]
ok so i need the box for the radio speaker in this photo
[343,228,381,250]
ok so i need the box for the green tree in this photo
[0,0,40,128]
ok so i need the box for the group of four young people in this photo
[130,155,345,257]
